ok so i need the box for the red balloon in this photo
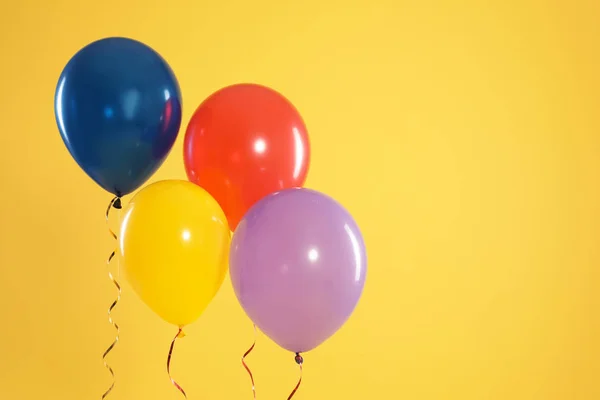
[184,84,310,230]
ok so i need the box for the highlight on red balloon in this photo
[183,83,310,229]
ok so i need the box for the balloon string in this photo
[241,324,257,399]
[287,353,304,400]
[167,328,187,399]
[102,196,122,399]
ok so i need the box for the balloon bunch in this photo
[55,37,367,399]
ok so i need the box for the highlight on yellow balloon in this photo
[119,180,231,327]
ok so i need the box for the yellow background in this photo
[1,0,599,399]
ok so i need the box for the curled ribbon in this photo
[287,353,304,400]
[102,196,122,399]
[241,324,258,399]
[167,328,188,399]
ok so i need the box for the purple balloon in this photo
[229,188,367,353]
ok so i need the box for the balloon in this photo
[183,83,310,230]
[120,180,230,327]
[229,188,367,353]
[54,37,182,197]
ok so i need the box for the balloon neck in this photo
[112,197,122,209]
[176,328,186,339]
[294,353,304,365]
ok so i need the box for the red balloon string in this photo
[102,196,122,399]
[167,328,188,399]
[241,324,258,399]
[287,353,304,400]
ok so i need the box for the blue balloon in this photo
[54,37,182,196]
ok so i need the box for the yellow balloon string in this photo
[241,324,258,399]
[102,196,122,400]
[287,353,304,400]
[167,328,188,399]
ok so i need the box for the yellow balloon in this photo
[119,180,230,327]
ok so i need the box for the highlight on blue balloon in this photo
[54,37,182,197]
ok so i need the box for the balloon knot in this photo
[294,353,303,365]
[112,198,122,209]
[177,329,186,339]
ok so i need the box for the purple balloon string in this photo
[287,353,304,400]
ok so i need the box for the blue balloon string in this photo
[102,196,122,399]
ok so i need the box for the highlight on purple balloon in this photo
[229,188,367,353]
